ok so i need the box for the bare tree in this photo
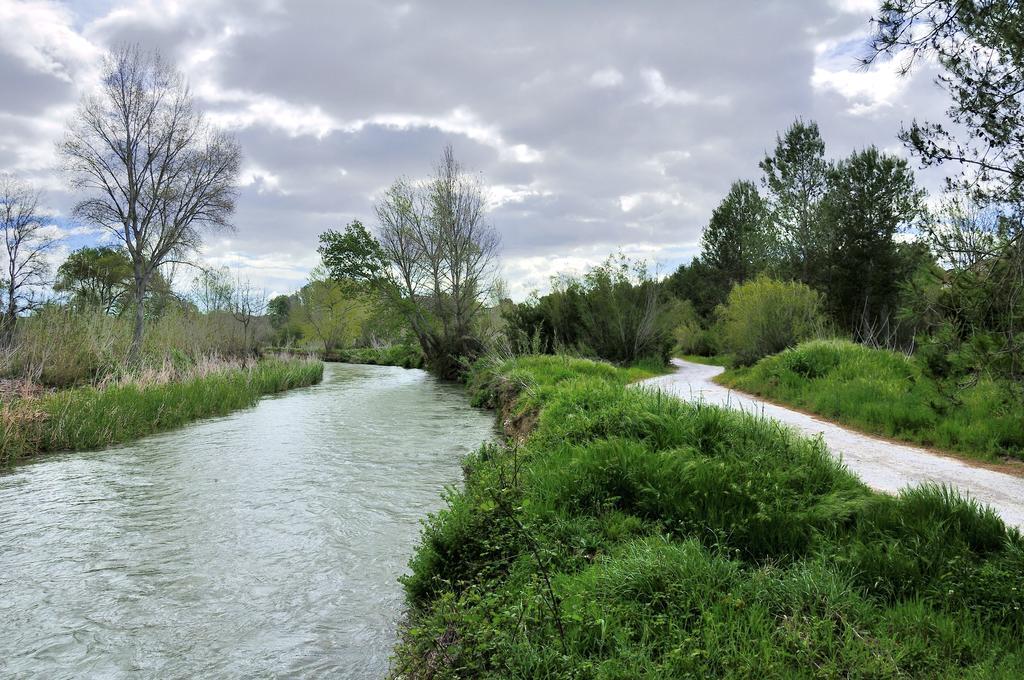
[0,174,56,343]
[375,146,500,377]
[59,44,241,363]
[231,276,267,351]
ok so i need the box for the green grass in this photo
[325,344,425,369]
[392,354,1024,678]
[0,358,324,465]
[718,339,1024,462]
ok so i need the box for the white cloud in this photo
[238,165,285,194]
[618,191,687,213]
[589,68,623,88]
[830,0,878,14]
[488,183,552,208]
[0,0,102,82]
[641,69,702,106]
[811,37,907,114]
[341,108,544,163]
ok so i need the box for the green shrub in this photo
[672,299,720,357]
[717,276,825,365]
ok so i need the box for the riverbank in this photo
[717,339,1024,463]
[392,354,1024,677]
[0,356,323,465]
[323,345,425,369]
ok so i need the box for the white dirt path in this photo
[641,359,1024,530]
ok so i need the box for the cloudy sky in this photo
[0,0,951,299]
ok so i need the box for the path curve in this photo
[641,359,1024,530]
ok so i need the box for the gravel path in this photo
[641,359,1024,530]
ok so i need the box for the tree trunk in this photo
[128,278,146,365]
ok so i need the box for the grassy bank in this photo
[324,344,425,369]
[392,354,1023,678]
[0,357,323,465]
[718,339,1024,462]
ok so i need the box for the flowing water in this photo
[0,363,495,679]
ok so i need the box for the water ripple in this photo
[0,363,495,679]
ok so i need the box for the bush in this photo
[501,255,674,365]
[672,299,720,356]
[717,276,825,365]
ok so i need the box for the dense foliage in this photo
[393,355,1024,677]
[502,255,675,365]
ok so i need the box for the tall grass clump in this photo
[0,306,266,388]
[392,354,1024,678]
[0,357,322,465]
[719,339,1024,461]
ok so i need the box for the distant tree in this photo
[144,269,182,319]
[191,267,234,314]
[231,277,267,350]
[701,180,775,286]
[297,266,365,354]
[760,118,830,283]
[819,147,926,335]
[318,220,388,284]
[267,294,292,329]
[59,44,241,363]
[0,173,56,341]
[54,246,133,314]
[574,254,673,364]
[322,147,500,378]
[665,257,728,319]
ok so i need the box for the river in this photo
[0,363,496,679]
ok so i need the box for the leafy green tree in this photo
[760,118,830,284]
[268,295,292,329]
[702,180,775,286]
[191,267,234,314]
[296,266,367,354]
[501,276,585,355]
[318,220,388,284]
[867,0,1024,378]
[54,246,133,314]
[819,147,926,334]
[867,0,1024,206]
